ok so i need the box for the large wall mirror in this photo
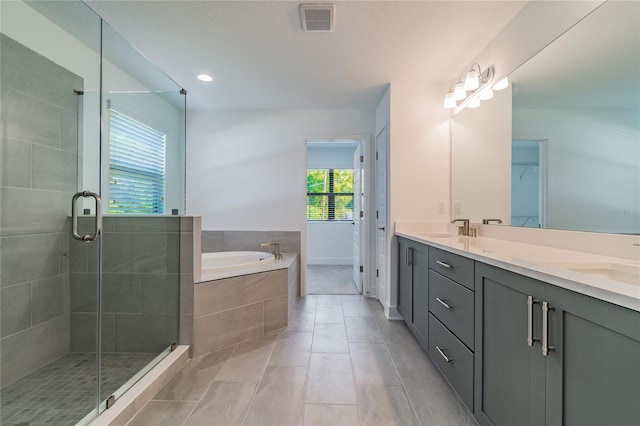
[451,0,639,234]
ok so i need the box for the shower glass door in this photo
[0,1,103,424]
[1,1,185,424]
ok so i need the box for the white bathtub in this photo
[202,251,275,273]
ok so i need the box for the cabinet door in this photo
[474,263,546,426]
[545,285,640,426]
[398,240,413,323]
[411,245,428,349]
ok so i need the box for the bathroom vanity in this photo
[396,229,640,426]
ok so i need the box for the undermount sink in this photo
[540,261,640,286]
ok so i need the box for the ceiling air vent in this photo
[299,3,335,32]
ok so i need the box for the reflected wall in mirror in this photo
[451,0,639,234]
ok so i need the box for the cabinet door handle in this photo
[436,260,452,269]
[527,296,539,347]
[436,297,452,309]
[435,346,452,363]
[542,301,555,356]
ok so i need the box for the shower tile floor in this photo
[1,352,157,426]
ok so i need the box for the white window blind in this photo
[109,107,166,214]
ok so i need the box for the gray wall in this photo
[201,230,300,255]
[69,217,181,354]
[0,34,82,387]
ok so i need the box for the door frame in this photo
[301,135,374,297]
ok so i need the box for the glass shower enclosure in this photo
[0,1,186,424]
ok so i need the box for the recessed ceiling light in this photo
[197,74,213,82]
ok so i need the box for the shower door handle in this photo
[71,191,102,242]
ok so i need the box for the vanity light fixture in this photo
[463,64,481,90]
[197,74,213,82]
[453,81,467,100]
[444,64,495,110]
[493,76,509,90]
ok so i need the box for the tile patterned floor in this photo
[0,352,158,426]
[128,295,477,426]
[306,265,359,295]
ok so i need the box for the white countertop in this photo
[198,253,298,283]
[396,229,640,312]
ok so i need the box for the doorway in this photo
[511,139,547,228]
[305,139,367,295]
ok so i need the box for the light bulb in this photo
[493,77,509,90]
[478,87,494,100]
[443,91,456,108]
[467,97,481,108]
[464,69,480,91]
[197,74,213,82]
[453,82,467,100]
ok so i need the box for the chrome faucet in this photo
[451,219,470,236]
[259,242,282,260]
[482,219,503,225]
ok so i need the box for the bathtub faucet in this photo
[259,242,282,260]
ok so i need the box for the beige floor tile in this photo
[306,353,357,405]
[371,310,406,334]
[342,300,374,317]
[315,304,344,324]
[184,380,258,426]
[296,295,318,312]
[288,310,316,332]
[357,384,419,426]
[349,342,401,385]
[215,337,276,382]
[397,368,476,426]
[345,317,383,343]
[316,295,343,305]
[382,326,432,370]
[268,331,313,366]
[128,400,197,426]
[153,348,233,401]
[243,366,307,425]
[312,323,349,353]
[303,404,360,426]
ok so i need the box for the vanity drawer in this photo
[429,313,474,410]
[429,270,474,350]
[428,246,474,290]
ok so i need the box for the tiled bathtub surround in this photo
[69,216,182,354]
[0,34,82,387]
[193,256,299,357]
[201,230,301,256]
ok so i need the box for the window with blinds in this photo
[108,107,166,214]
[307,168,354,221]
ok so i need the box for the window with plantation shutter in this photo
[307,168,354,221]
[108,107,166,214]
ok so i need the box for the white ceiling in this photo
[84,1,527,110]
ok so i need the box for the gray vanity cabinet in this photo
[397,237,429,350]
[398,238,413,322]
[474,262,640,426]
[474,263,546,426]
[545,284,640,426]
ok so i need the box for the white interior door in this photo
[375,128,387,304]
[352,144,363,293]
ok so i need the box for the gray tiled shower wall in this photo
[69,217,183,354]
[201,230,301,256]
[0,34,82,388]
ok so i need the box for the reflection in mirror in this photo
[452,0,639,234]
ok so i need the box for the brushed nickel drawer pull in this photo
[527,295,540,347]
[436,297,452,309]
[436,260,452,269]
[435,346,452,363]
